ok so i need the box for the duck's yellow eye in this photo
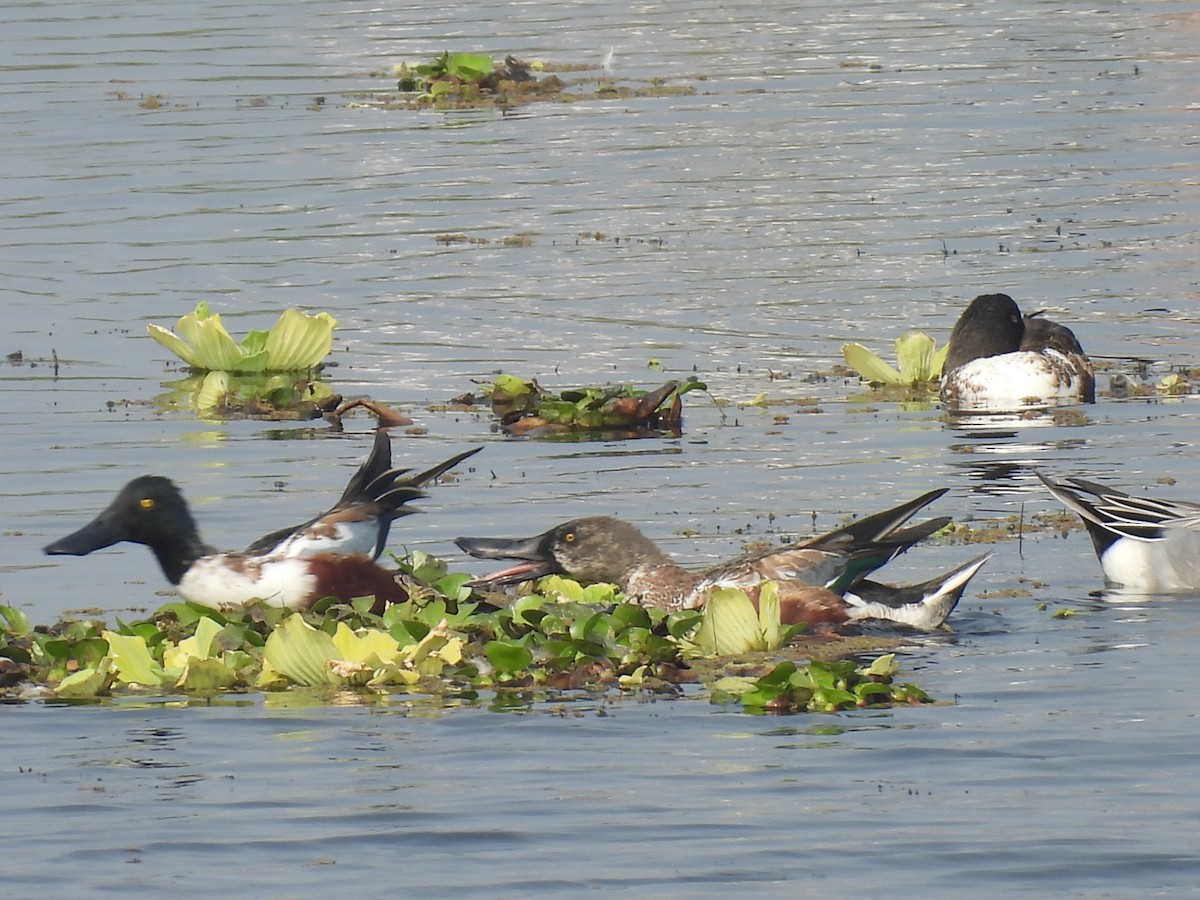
[564,532,575,543]
[139,498,155,510]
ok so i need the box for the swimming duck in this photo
[43,431,481,613]
[456,490,990,631]
[941,293,1095,409]
[1039,472,1200,592]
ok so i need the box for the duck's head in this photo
[44,475,202,574]
[944,293,1025,372]
[456,516,666,588]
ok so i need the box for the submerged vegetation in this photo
[0,554,932,714]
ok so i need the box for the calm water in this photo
[3,0,1200,894]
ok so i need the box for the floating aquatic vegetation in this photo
[842,331,949,388]
[147,306,418,421]
[1157,372,1190,395]
[148,302,336,374]
[155,370,340,419]
[678,583,806,656]
[352,52,697,112]
[412,51,496,95]
[260,614,463,689]
[709,655,930,714]
[1,559,931,714]
[470,374,707,438]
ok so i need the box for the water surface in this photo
[3,0,1200,894]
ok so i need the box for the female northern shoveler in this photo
[941,293,1095,409]
[456,490,991,631]
[1039,472,1200,592]
[43,431,481,613]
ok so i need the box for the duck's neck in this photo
[624,560,703,611]
[147,532,216,585]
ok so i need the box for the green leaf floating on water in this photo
[689,587,768,656]
[491,373,536,401]
[332,621,400,669]
[263,614,342,687]
[485,640,534,674]
[55,658,115,698]
[148,302,336,373]
[842,330,948,386]
[148,302,249,371]
[415,51,494,83]
[162,615,223,667]
[842,343,902,384]
[862,653,899,678]
[447,52,494,81]
[895,331,948,383]
[681,583,804,658]
[758,581,782,650]
[103,630,167,686]
[176,656,240,692]
[0,604,30,635]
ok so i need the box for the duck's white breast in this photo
[942,349,1086,410]
[178,555,318,612]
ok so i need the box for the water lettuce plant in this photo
[681,583,806,656]
[842,331,949,387]
[710,655,930,714]
[0,559,933,715]
[148,302,336,374]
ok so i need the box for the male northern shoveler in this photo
[456,490,991,631]
[941,293,1095,409]
[1039,472,1200,592]
[43,431,481,613]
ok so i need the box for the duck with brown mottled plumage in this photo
[457,490,990,632]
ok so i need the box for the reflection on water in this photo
[4,0,1200,894]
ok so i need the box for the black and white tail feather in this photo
[842,553,993,630]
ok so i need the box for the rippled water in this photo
[3,0,1200,894]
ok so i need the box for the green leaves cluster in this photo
[711,655,929,714]
[480,374,707,436]
[1,562,932,716]
[842,331,949,387]
[147,302,339,416]
[155,371,338,417]
[5,601,265,698]
[148,302,336,374]
[414,51,495,96]
[476,591,695,690]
